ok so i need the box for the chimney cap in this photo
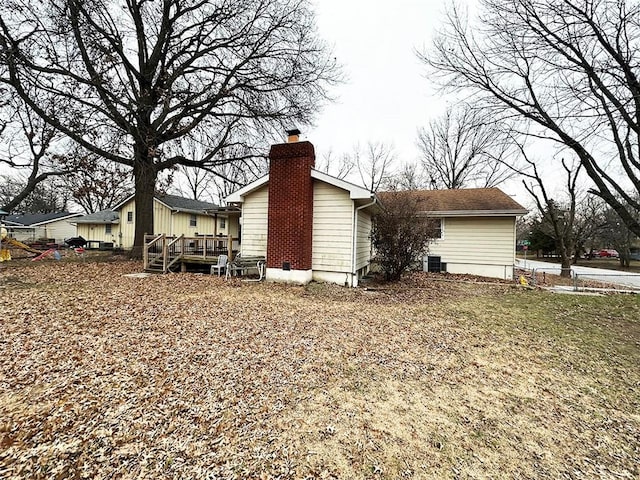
[286,128,301,136]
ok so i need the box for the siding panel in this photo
[428,217,516,266]
[118,198,136,249]
[355,211,372,270]
[241,185,269,257]
[312,181,353,272]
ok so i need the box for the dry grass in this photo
[1,261,639,479]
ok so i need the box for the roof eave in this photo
[112,194,136,211]
[31,213,82,226]
[170,207,205,215]
[73,219,120,224]
[420,209,529,217]
[310,169,374,200]
[225,175,270,203]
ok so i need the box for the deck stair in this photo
[143,233,235,273]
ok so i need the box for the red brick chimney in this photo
[266,131,315,280]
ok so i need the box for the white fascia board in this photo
[154,197,174,211]
[113,195,175,212]
[225,170,375,203]
[310,169,373,200]
[31,213,83,226]
[112,194,136,211]
[421,209,528,217]
[225,175,269,203]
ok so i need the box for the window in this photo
[429,218,443,239]
[220,217,226,229]
[190,214,197,227]
[105,224,112,235]
[127,211,133,223]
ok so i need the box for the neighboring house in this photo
[3,212,82,244]
[111,194,239,250]
[381,188,527,280]
[73,209,120,248]
[226,135,379,287]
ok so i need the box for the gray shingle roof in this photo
[4,211,81,226]
[73,210,120,224]
[155,194,219,213]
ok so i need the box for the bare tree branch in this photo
[417,104,517,189]
[420,0,640,236]
[0,0,340,254]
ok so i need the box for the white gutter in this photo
[351,197,377,286]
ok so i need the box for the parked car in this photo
[596,249,619,258]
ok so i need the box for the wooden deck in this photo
[143,234,237,273]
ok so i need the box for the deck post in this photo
[227,234,233,260]
[143,234,149,270]
[162,234,168,273]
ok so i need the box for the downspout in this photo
[351,196,377,287]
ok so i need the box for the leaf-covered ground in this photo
[1,260,639,479]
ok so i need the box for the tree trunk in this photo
[619,249,631,268]
[572,245,581,265]
[560,257,572,278]
[131,148,157,259]
[558,240,573,278]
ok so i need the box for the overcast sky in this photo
[303,0,559,206]
[308,0,448,165]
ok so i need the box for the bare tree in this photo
[571,195,608,261]
[417,105,515,189]
[173,152,268,205]
[0,97,73,212]
[598,201,640,267]
[373,190,438,281]
[0,174,70,214]
[213,158,269,204]
[518,145,582,277]
[422,0,640,236]
[384,162,427,191]
[356,141,395,192]
[0,0,339,255]
[315,149,355,180]
[59,151,134,213]
[172,166,218,203]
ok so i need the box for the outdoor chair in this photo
[210,254,228,276]
[225,254,266,281]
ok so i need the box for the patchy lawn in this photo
[1,261,639,479]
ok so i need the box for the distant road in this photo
[516,258,640,289]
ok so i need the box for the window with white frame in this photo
[105,224,112,235]
[127,211,133,223]
[190,214,197,227]
[220,217,226,229]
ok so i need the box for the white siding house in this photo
[4,212,81,244]
[311,181,353,284]
[355,210,372,271]
[73,210,120,248]
[379,188,527,280]
[428,216,519,279]
[226,168,378,287]
[73,195,239,250]
[239,184,269,257]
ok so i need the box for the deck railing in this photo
[143,234,237,272]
